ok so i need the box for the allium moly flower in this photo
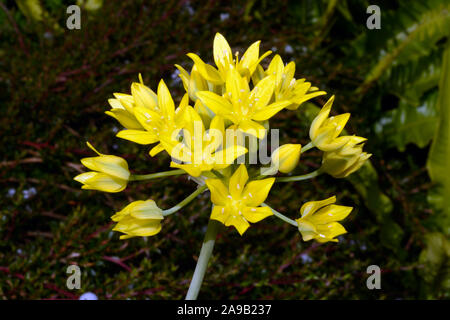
[187,33,272,85]
[175,64,212,102]
[254,54,326,110]
[108,77,190,157]
[295,196,352,243]
[206,165,275,235]
[111,200,164,239]
[309,95,351,151]
[74,142,129,193]
[197,68,290,138]
[321,136,372,178]
[166,109,247,177]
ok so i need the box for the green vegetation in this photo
[1,0,448,299]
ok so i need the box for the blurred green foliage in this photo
[0,0,448,299]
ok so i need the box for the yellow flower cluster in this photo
[74,33,370,243]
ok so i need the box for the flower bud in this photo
[270,144,302,173]
[74,142,130,193]
[321,136,371,178]
[111,200,164,239]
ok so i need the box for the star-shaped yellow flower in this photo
[206,165,275,235]
[165,108,247,177]
[295,196,352,243]
[263,54,326,110]
[309,95,351,151]
[197,68,289,138]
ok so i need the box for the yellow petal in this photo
[131,82,158,110]
[224,214,250,236]
[116,129,159,145]
[157,80,175,120]
[205,178,230,205]
[316,222,347,240]
[242,178,275,207]
[252,101,290,121]
[242,206,273,223]
[229,164,249,199]
[238,120,266,139]
[149,143,165,157]
[196,91,233,117]
[296,219,318,241]
[213,33,233,72]
[211,205,228,224]
[310,95,334,139]
[105,109,144,130]
[81,155,129,180]
[300,196,336,218]
[187,53,223,84]
[309,205,352,225]
[170,162,204,177]
[212,145,247,167]
[81,172,127,193]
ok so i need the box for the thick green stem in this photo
[129,169,185,181]
[185,219,221,300]
[163,185,207,216]
[275,169,321,183]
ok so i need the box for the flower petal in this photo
[116,129,159,145]
[205,178,229,206]
[242,178,275,207]
[229,164,249,199]
[242,206,273,223]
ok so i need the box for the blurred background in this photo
[1,0,449,299]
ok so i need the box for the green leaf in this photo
[358,1,450,93]
[419,232,450,298]
[427,45,450,235]
[15,0,44,21]
[376,90,439,151]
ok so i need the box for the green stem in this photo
[185,219,221,300]
[163,185,207,216]
[261,203,298,227]
[129,169,185,181]
[301,142,314,153]
[275,169,321,183]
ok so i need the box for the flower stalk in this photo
[129,169,185,181]
[185,219,221,300]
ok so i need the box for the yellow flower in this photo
[105,93,144,130]
[118,79,191,157]
[206,165,275,235]
[111,200,163,239]
[187,33,272,85]
[262,54,326,110]
[175,64,212,102]
[166,109,247,177]
[105,74,154,130]
[270,144,302,174]
[295,196,352,243]
[74,142,129,193]
[197,68,290,138]
[321,136,372,178]
[309,95,351,151]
